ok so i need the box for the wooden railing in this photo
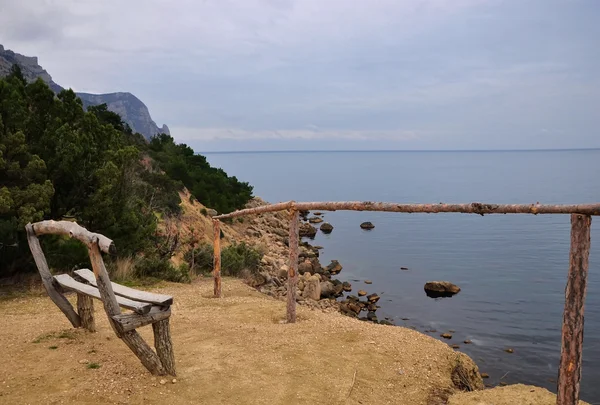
[212,201,599,405]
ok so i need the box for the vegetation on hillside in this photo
[0,65,253,278]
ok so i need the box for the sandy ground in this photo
[0,278,588,405]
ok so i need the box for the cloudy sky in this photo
[1,0,598,151]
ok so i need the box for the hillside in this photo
[0,44,168,139]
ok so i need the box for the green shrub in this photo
[185,242,213,274]
[200,208,208,216]
[221,242,261,277]
[185,241,262,277]
[135,256,190,283]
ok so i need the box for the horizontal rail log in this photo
[214,201,600,219]
[31,220,115,254]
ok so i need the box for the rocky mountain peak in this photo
[0,44,169,139]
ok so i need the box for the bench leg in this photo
[120,329,166,375]
[77,294,96,332]
[153,318,176,376]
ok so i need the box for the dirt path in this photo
[0,278,586,405]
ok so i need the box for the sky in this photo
[0,0,599,152]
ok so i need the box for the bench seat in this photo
[54,274,155,314]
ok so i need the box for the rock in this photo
[424,281,461,298]
[364,280,372,284]
[451,353,485,391]
[324,260,342,275]
[360,221,375,230]
[333,284,344,296]
[451,344,460,349]
[298,260,313,275]
[308,257,322,274]
[463,340,472,344]
[342,281,352,292]
[279,267,289,279]
[313,212,323,216]
[78,359,89,364]
[206,208,218,217]
[172,379,177,384]
[343,301,361,315]
[480,373,490,379]
[366,293,380,303]
[367,303,378,312]
[299,223,317,238]
[298,280,305,291]
[379,320,394,326]
[504,348,514,354]
[400,267,409,270]
[299,250,317,259]
[319,222,334,234]
[302,276,321,300]
[160,379,167,385]
[441,333,453,339]
[308,217,323,224]
[313,245,324,249]
[320,281,336,298]
[367,311,378,322]
[358,290,367,296]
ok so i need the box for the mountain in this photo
[0,44,169,139]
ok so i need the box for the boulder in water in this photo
[320,222,334,234]
[424,281,461,298]
[360,221,375,230]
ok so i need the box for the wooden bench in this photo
[25,220,176,376]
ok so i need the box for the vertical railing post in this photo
[287,209,299,323]
[557,214,591,405]
[213,219,222,298]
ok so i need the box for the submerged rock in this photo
[308,217,324,224]
[324,260,342,275]
[320,222,334,234]
[424,281,461,298]
[367,293,380,304]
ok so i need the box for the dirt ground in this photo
[0,278,588,405]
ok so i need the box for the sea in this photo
[204,149,600,402]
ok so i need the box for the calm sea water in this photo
[205,150,600,401]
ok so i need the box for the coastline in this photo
[233,197,589,404]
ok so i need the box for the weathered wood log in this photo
[25,223,81,328]
[77,293,96,332]
[88,241,122,337]
[287,210,299,323]
[120,330,167,376]
[31,220,115,254]
[74,269,173,306]
[214,201,600,219]
[153,318,176,376]
[112,307,172,332]
[54,274,153,314]
[213,219,222,298]
[557,214,591,405]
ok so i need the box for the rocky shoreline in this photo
[238,199,391,324]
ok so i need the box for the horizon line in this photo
[200,147,600,154]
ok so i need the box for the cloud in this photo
[171,127,421,141]
[1,0,599,150]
